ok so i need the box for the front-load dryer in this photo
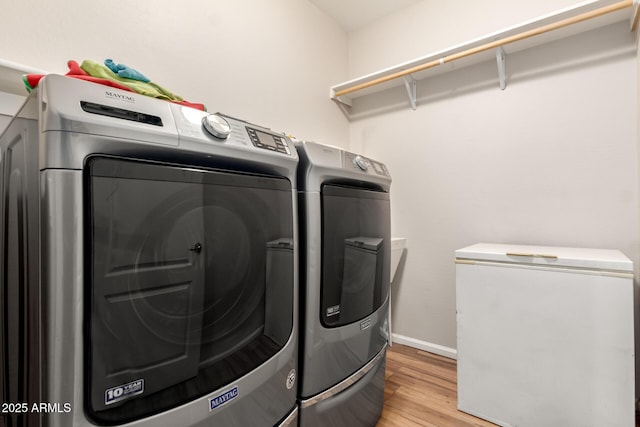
[0,75,299,427]
[295,141,391,427]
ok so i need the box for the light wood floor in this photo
[376,343,496,427]
[376,343,640,427]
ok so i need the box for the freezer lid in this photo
[455,243,633,272]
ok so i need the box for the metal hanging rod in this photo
[333,0,635,99]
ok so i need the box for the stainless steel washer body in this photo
[0,75,299,427]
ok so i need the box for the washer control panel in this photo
[202,114,232,139]
[199,113,293,156]
[246,126,291,155]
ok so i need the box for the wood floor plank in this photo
[377,344,494,427]
[377,344,497,427]
[379,406,441,427]
[387,351,456,384]
[378,343,640,427]
[395,366,457,393]
[388,383,494,427]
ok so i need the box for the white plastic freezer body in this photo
[455,243,635,427]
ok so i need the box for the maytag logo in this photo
[209,386,239,412]
[105,91,136,103]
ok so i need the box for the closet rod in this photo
[333,0,634,98]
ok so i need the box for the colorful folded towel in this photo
[104,59,150,83]
[81,60,184,102]
[23,59,206,111]
[23,60,136,94]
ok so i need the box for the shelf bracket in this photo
[631,0,640,31]
[330,88,353,107]
[496,47,507,90]
[403,75,417,110]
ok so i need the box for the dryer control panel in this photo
[294,141,391,192]
[343,152,389,177]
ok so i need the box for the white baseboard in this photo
[391,333,458,360]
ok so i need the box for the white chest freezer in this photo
[455,243,635,427]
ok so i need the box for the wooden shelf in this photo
[330,0,637,108]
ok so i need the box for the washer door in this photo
[320,184,390,328]
[86,157,294,424]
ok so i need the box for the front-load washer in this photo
[295,141,391,427]
[0,74,299,427]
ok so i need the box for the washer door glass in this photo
[320,184,390,328]
[86,157,294,424]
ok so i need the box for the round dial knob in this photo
[202,114,231,139]
[353,155,369,171]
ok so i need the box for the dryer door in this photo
[86,157,294,424]
[320,184,390,328]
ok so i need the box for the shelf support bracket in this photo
[630,0,640,31]
[403,75,417,110]
[496,47,507,90]
[330,88,353,107]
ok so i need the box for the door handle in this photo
[506,252,557,260]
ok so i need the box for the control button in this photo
[353,155,369,171]
[202,114,232,139]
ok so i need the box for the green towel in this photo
[80,59,184,102]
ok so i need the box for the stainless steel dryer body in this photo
[296,141,391,427]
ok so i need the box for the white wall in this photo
[0,116,10,135]
[0,92,26,134]
[349,0,615,78]
[348,4,638,355]
[3,0,637,368]
[348,0,610,78]
[0,0,349,147]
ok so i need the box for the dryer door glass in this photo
[320,184,390,327]
[86,157,294,424]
